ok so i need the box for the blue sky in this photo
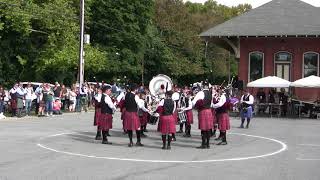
[185,0,320,8]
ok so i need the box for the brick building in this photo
[200,0,320,101]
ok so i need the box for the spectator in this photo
[278,88,288,116]
[9,83,18,117]
[53,82,62,99]
[256,88,266,113]
[53,98,62,115]
[69,88,77,112]
[16,83,26,118]
[61,84,68,111]
[43,83,54,116]
[0,86,6,119]
[35,83,44,115]
[75,87,81,112]
[25,82,34,116]
[79,84,88,112]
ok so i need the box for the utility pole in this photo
[141,57,144,86]
[78,0,85,87]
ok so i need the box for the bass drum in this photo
[149,74,173,97]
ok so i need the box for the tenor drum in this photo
[178,111,187,124]
[149,113,159,125]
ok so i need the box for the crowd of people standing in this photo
[0,82,110,119]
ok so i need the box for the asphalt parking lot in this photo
[0,111,319,180]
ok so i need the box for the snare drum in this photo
[178,111,187,124]
[148,113,159,125]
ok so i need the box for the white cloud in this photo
[184,0,320,8]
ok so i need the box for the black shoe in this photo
[162,145,166,150]
[106,133,111,137]
[95,136,102,140]
[206,144,210,149]
[215,137,222,141]
[196,145,206,149]
[183,134,191,137]
[128,142,133,147]
[177,130,183,134]
[239,125,244,128]
[102,140,112,144]
[136,142,144,147]
[245,125,249,129]
[167,146,171,150]
[217,141,227,145]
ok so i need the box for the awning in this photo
[290,75,320,88]
[247,76,291,88]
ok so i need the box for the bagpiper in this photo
[156,91,176,150]
[212,88,230,145]
[192,81,213,149]
[98,85,116,144]
[123,83,148,147]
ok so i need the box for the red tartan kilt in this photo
[98,113,113,131]
[159,115,176,134]
[185,110,193,124]
[211,109,217,125]
[217,112,230,131]
[198,109,214,130]
[94,108,101,126]
[139,112,149,126]
[123,111,140,130]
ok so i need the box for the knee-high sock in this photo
[172,133,176,139]
[206,131,210,145]
[246,118,251,126]
[167,135,172,147]
[162,135,166,147]
[179,123,184,131]
[187,124,191,135]
[128,130,133,142]
[102,130,107,141]
[201,131,206,145]
[136,130,141,143]
[241,119,245,126]
[222,131,227,142]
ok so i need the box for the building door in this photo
[274,52,292,92]
[274,52,292,81]
[275,63,290,81]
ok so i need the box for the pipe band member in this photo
[240,89,254,128]
[192,81,213,149]
[212,91,230,145]
[93,86,102,140]
[124,83,148,147]
[182,92,193,137]
[99,85,116,144]
[156,90,176,150]
[138,92,150,137]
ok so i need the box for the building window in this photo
[275,52,292,62]
[249,52,264,82]
[303,52,319,77]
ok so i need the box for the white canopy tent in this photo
[247,76,291,88]
[290,75,320,88]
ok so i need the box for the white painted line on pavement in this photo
[298,144,320,147]
[296,158,320,161]
[36,132,288,163]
